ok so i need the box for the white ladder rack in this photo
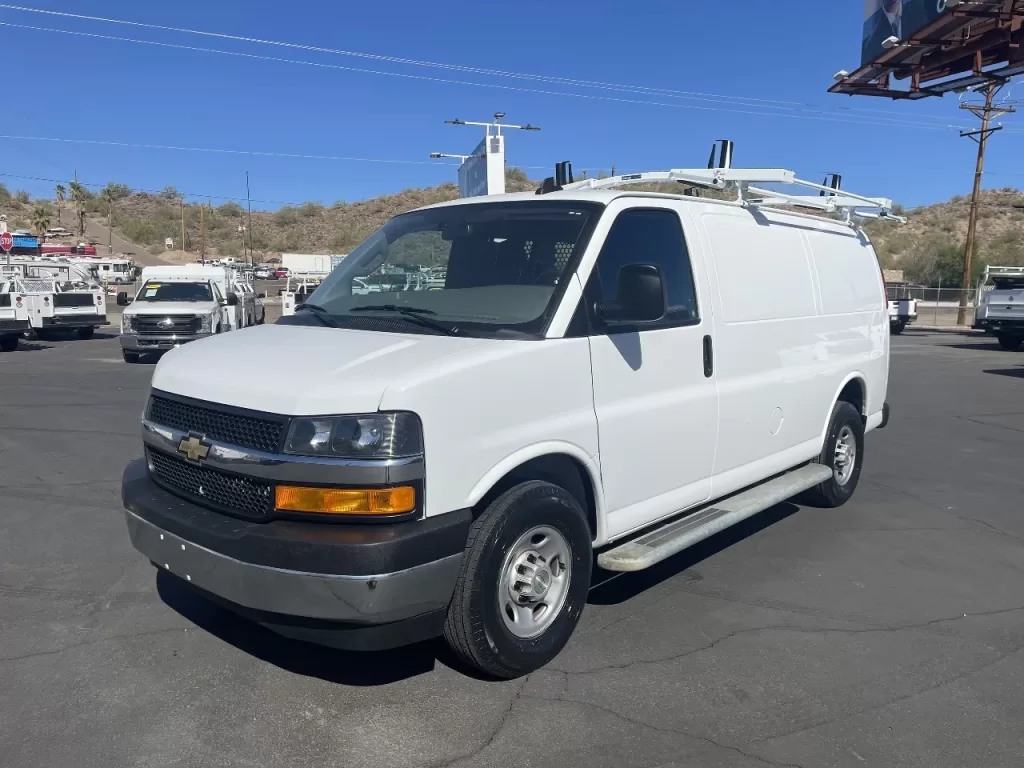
[561,167,906,225]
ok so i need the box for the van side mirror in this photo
[596,264,666,324]
[116,292,131,306]
[226,293,239,306]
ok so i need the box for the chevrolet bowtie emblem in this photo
[177,435,210,462]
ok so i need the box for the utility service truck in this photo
[974,265,1024,350]
[117,265,263,363]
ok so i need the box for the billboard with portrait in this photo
[862,0,949,66]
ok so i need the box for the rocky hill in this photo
[3,173,1021,286]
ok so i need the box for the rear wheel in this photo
[443,480,592,679]
[122,350,140,364]
[0,335,17,352]
[76,326,95,340]
[996,334,1022,351]
[803,401,865,508]
[891,321,906,335]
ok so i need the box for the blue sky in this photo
[1,0,1021,209]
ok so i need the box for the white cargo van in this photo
[121,157,895,678]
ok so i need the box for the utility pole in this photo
[956,82,1015,325]
[180,198,186,253]
[245,172,254,267]
[199,203,206,264]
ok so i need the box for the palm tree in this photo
[31,204,51,240]
[100,187,116,255]
[69,181,87,237]
[55,184,66,226]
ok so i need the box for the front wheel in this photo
[0,335,17,352]
[996,334,1022,351]
[803,401,865,509]
[443,480,592,679]
[122,350,140,364]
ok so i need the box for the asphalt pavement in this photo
[2,330,1024,768]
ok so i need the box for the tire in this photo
[443,480,593,679]
[891,321,906,335]
[803,401,865,509]
[0,335,17,352]
[122,350,140,364]
[996,334,1022,351]
[76,326,95,340]
[35,329,55,341]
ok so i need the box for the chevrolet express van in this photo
[121,163,893,678]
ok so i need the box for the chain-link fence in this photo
[886,285,980,327]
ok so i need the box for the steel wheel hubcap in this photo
[833,425,857,485]
[498,525,571,639]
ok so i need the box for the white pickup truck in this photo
[885,284,917,335]
[974,266,1024,350]
[117,265,263,363]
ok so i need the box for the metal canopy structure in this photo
[831,0,1024,99]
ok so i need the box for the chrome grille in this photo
[148,448,272,520]
[136,314,201,336]
[147,395,285,453]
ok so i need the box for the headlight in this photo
[199,313,214,333]
[121,314,136,334]
[284,412,422,459]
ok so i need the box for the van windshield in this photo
[297,201,602,338]
[136,281,213,302]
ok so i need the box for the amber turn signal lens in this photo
[275,485,415,515]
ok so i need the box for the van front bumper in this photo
[121,459,470,649]
[120,333,211,351]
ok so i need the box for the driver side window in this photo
[587,208,700,332]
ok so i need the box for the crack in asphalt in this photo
[551,604,1024,676]
[747,645,1024,747]
[546,694,810,768]
[0,625,187,663]
[425,676,530,768]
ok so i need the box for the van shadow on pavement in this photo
[156,500,803,686]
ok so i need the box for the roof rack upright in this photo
[538,141,906,226]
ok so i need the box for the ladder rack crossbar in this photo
[558,166,901,223]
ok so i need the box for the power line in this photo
[0,3,963,121]
[0,20,977,134]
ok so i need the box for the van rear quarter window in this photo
[702,213,816,323]
[806,230,882,314]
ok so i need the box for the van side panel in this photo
[804,227,889,426]
[700,208,888,498]
[700,209,824,482]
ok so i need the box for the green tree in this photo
[100,186,117,254]
[69,181,88,237]
[30,204,51,239]
[55,184,66,226]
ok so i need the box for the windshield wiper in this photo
[295,302,343,328]
[349,304,458,336]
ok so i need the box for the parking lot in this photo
[2,330,1023,768]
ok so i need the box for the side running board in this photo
[597,464,833,572]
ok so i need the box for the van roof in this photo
[415,189,864,235]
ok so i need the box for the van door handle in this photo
[702,335,713,378]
